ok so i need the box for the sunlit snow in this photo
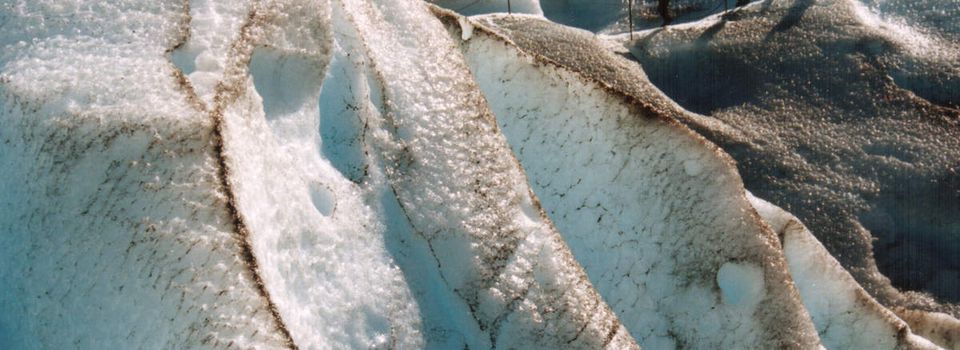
[1,0,958,349]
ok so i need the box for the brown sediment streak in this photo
[167,1,297,348]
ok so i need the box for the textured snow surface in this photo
[2,0,637,348]
[3,0,957,348]
[0,1,290,348]
[311,1,637,348]
[749,193,939,350]
[623,0,960,319]
[441,10,957,349]
[439,11,821,349]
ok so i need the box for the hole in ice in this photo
[716,262,764,307]
[361,307,391,343]
[250,48,324,120]
[170,44,198,75]
[310,183,336,217]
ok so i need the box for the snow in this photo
[0,1,289,348]
[3,0,640,347]
[748,193,940,349]
[3,0,958,348]
[856,0,960,43]
[333,1,636,347]
[619,0,960,338]
[440,11,823,349]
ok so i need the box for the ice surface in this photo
[621,0,960,319]
[4,0,958,348]
[749,193,940,349]
[438,10,824,349]
[442,9,958,348]
[331,1,637,347]
[0,1,289,348]
[428,0,543,16]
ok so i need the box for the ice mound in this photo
[2,0,957,348]
[1,0,634,348]
[437,10,817,349]
[620,0,960,316]
[435,8,949,349]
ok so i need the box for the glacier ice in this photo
[436,9,959,349]
[2,0,958,348]
[437,10,819,348]
[621,0,960,317]
[0,1,292,348]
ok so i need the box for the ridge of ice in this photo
[3,0,958,348]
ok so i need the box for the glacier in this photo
[617,0,960,323]
[1,0,958,349]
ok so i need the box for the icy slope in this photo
[622,0,960,317]
[2,0,642,348]
[171,0,427,347]
[749,193,939,349]
[0,1,291,348]
[436,9,948,349]
[3,0,956,348]
[439,9,825,349]
[321,0,636,347]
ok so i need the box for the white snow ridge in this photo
[1,0,958,349]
